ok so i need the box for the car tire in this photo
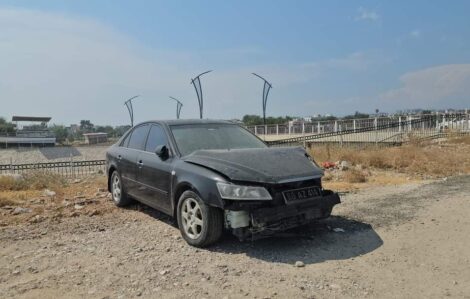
[110,170,132,207]
[177,190,223,247]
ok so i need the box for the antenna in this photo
[191,70,212,119]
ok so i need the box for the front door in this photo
[136,124,173,214]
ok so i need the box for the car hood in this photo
[182,147,323,184]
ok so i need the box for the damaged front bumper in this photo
[225,190,340,240]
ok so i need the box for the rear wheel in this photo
[110,171,132,207]
[177,190,223,247]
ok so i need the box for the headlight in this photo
[216,182,272,200]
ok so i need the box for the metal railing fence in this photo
[0,159,106,177]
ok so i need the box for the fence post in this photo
[399,116,402,132]
[317,121,321,134]
[302,122,306,148]
[276,124,279,135]
[70,154,74,179]
[254,125,258,135]
[467,112,470,131]
[375,118,378,146]
[334,121,338,133]
[265,125,267,135]
[353,119,356,132]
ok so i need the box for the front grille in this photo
[268,178,322,205]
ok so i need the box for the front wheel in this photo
[177,190,223,247]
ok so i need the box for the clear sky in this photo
[1,0,469,125]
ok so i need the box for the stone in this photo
[333,228,345,233]
[43,189,56,197]
[340,161,350,170]
[74,204,84,210]
[29,215,44,223]
[294,261,305,267]
[88,210,99,216]
[12,207,32,215]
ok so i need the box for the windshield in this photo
[170,124,267,156]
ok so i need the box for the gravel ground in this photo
[1,176,469,298]
[0,146,108,164]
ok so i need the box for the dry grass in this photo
[0,195,17,207]
[446,135,470,145]
[343,169,367,183]
[310,139,470,178]
[0,175,110,226]
[0,171,67,191]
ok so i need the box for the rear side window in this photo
[127,125,149,150]
[120,132,132,147]
[145,125,168,152]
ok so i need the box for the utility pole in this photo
[169,97,184,119]
[124,95,140,127]
[252,73,273,125]
[191,70,212,119]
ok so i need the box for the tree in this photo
[242,115,295,125]
[114,125,131,137]
[51,124,68,144]
[344,111,370,119]
[79,120,94,133]
[0,117,15,134]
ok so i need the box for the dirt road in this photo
[1,176,469,299]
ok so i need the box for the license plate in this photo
[282,187,322,203]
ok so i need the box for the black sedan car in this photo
[106,120,340,247]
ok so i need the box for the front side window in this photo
[145,125,168,152]
[170,124,267,156]
[127,125,149,150]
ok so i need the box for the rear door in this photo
[120,124,150,197]
[136,124,173,214]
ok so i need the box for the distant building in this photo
[0,116,56,147]
[83,132,108,145]
[67,124,80,135]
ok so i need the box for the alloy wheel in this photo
[181,198,204,239]
[111,173,122,203]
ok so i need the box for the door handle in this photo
[117,155,122,160]
[137,160,143,166]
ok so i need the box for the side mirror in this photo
[155,145,169,159]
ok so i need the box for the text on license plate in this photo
[283,187,322,203]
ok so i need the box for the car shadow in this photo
[125,202,177,227]
[126,202,383,266]
[207,216,383,265]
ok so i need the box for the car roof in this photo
[140,119,237,126]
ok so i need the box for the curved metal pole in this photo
[169,96,184,119]
[252,73,273,125]
[124,95,140,127]
[191,70,212,119]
